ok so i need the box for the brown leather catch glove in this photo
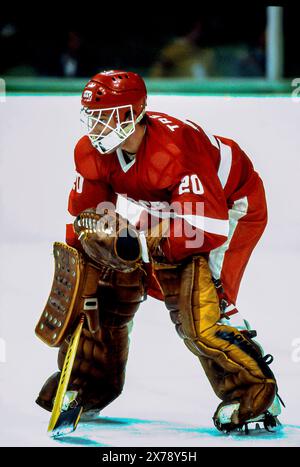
[74,207,143,273]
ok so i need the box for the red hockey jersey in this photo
[67,111,259,264]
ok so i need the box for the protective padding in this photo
[154,255,277,425]
[36,267,146,412]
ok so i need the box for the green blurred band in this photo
[2,76,294,96]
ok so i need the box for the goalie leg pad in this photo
[36,267,146,412]
[154,256,277,425]
[57,325,130,412]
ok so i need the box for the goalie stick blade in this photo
[47,315,84,434]
[49,405,83,438]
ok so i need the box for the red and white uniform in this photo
[67,112,267,307]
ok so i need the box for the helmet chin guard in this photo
[80,104,145,154]
[80,70,147,154]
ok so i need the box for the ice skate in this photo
[49,390,83,438]
[213,394,284,435]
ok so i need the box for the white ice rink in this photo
[0,95,300,447]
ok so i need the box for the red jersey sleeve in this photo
[160,125,229,262]
[66,136,117,247]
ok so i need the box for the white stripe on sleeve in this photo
[208,196,248,280]
[216,138,232,189]
[141,206,229,238]
[177,213,229,237]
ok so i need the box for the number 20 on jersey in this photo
[178,174,204,195]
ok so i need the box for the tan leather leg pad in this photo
[154,255,277,423]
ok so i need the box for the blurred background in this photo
[1,6,298,95]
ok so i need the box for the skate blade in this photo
[48,405,83,438]
[226,417,282,436]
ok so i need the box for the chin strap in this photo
[135,107,146,125]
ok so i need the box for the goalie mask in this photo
[80,70,147,154]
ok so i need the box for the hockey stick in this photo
[47,314,85,437]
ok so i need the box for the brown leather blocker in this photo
[36,266,146,413]
[35,242,103,347]
[153,255,277,425]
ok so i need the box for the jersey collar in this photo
[116,147,136,173]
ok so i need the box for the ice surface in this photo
[0,96,299,447]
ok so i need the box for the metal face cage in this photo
[80,104,145,154]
